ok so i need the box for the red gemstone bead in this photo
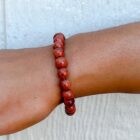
[53,41,64,49]
[62,90,74,100]
[55,57,68,69]
[54,38,65,46]
[64,98,75,107]
[65,104,76,116]
[60,80,71,90]
[53,48,64,58]
[53,33,65,42]
[57,68,68,80]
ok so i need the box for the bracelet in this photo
[53,33,76,116]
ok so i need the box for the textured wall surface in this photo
[0,0,140,140]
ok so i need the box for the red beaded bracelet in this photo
[53,33,76,116]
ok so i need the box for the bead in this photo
[55,57,68,68]
[53,48,64,58]
[60,80,71,90]
[62,90,74,100]
[64,98,75,107]
[65,104,76,115]
[53,33,65,41]
[53,41,64,49]
[57,68,68,80]
[54,37,65,46]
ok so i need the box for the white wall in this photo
[0,0,140,139]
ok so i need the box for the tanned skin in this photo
[0,22,139,135]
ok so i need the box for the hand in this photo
[0,46,61,135]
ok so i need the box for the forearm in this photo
[63,22,140,98]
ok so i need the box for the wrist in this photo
[33,46,62,106]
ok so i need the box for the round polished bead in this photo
[53,41,64,49]
[62,90,74,100]
[64,98,75,107]
[54,37,65,46]
[65,104,76,116]
[55,57,68,69]
[60,80,71,90]
[57,68,68,80]
[53,48,64,58]
[53,33,65,42]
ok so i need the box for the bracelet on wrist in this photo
[52,33,76,116]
